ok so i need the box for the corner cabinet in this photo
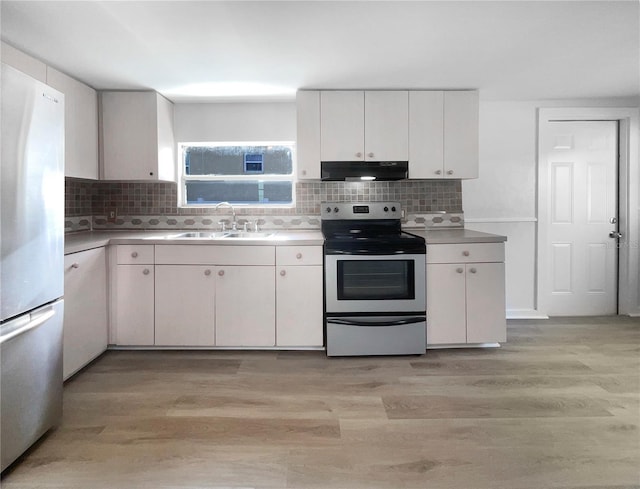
[426,242,506,345]
[409,90,479,179]
[63,248,108,379]
[46,67,99,179]
[100,91,176,181]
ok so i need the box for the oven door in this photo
[325,253,426,314]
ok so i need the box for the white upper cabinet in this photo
[409,90,479,179]
[364,91,409,161]
[296,91,321,179]
[46,67,99,179]
[1,42,47,83]
[100,91,176,181]
[320,90,409,162]
[320,91,366,161]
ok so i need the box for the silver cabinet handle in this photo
[71,263,79,269]
[218,270,225,277]
[463,251,470,257]
[355,152,362,158]
[302,170,307,176]
[435,170,442,175]
[280,270,286,277]
[456,268,464,274]
[143,268,150,275]
[367,152,374,158]
[296,253,303,260]
[447,170,454,175]
[469,268,477,274]
[131,251,138,258]
[204,269,211,276]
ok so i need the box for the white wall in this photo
[174,102,296,142]
[465,98,640,318]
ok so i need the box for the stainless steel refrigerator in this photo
[1,63,65,472]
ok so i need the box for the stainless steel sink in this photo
[222,231,275,239]
[163,231,228,239]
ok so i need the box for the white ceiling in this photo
[1,1,638,103]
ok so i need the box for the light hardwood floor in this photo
[2,317,639,489]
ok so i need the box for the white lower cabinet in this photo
[215,266,275,347]
[115,265,155,346]
[155,265,215,346]
[276,265,324,347]
[426,242,506,346]
[63,248,108,379]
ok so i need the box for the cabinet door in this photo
[465,263,506,343]
[115,265,154,345]
[101,91,157,180]
[276,266,323,347]
[155,265,215,346]
[296,91,321,179]
[364,91,408,161]
[63,248,107,379]
[320,91,365,161]
[408,91,444,178]
[215,266,275,346]
[443,91,479,179]
[426,264,466,345]
[47,67,99,179]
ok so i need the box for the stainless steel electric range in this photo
[322,202,426,356]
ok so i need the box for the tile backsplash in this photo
[65,178,462,232]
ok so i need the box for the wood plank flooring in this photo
[2,317,639,489]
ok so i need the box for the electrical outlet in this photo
[107,208,117,223]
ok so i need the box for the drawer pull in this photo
[469,268,477,274]
[143,268,150,275]
[462,251,470,257]
[218,270,225,277]
[296,253,303,260]
[204,269,211,276]
[71,263,79,269]
[456,268,463,274]
[280,270,286,277]
[131,251,138,258]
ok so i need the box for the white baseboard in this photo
[507,309,549,320]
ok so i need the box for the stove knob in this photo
[384,206,389,212]
[334,207,339,213]
[391,206,396,212]
[325,207,332,213]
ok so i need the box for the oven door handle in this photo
[326,317,425,327]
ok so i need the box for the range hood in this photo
[321,161,408,181]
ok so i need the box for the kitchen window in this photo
[178,142,295,207]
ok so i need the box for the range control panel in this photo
[321,202,402,220]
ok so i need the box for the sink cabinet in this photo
[63,247,108,379]
[426,242,506,345]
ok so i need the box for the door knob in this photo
[609,231,623,239]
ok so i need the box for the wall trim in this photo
[507,309,549,320]
[465,217,537,223]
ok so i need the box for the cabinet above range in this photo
[296,89,478,180]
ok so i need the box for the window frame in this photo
[177,141,297,208]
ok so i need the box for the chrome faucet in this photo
[215,201,237,231]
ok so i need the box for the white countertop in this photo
[64,230,325,254]
[406,228,507,244]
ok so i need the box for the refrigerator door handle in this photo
[0,307,55,345]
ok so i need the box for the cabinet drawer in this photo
[155,245,275,265]
[116,245,154,264]
[427,243,504,264]
[276,246,323,266]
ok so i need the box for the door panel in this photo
[544,121,618,315]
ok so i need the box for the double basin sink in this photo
[159,231,277,240]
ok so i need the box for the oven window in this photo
[337,260,415,300]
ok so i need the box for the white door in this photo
[364,91,408,161]
[542,121,618,315]
[320,91,365,161]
